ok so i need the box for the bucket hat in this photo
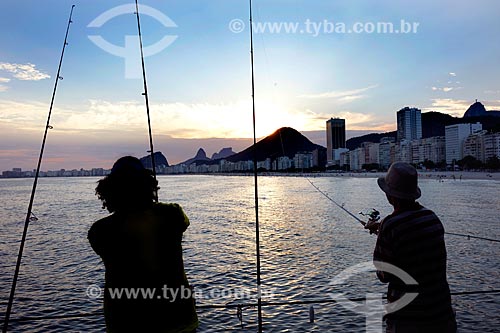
[377,162,421,200]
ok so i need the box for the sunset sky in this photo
[1,0,500,171]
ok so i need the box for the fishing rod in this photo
[306,178,367,226]
[248,0,263,332]
[134,0,158,202]
[2,5,75,333]
[444,232,500,243]
[2,289,499,326]
[307,178,500,243]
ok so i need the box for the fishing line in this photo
[2,6,75,333]
[306,178,367,226]
[134,0,158,202]
[307,179,500,243]
[248,0,263,331]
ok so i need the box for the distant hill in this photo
[227,127,325,162]
[346,132,396,150]
[422,109,500,136]
[140,151,169,169]
[211,147,236,160]
[181,148,211,165]
[421,111,457,138]
[464,101,487,118]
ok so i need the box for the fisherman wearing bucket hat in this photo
[367,162,456,333]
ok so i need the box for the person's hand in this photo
[364,218,380,235]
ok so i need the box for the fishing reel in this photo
[359,208,380,222]
[359,208,380,235]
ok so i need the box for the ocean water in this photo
[0,175,499,332]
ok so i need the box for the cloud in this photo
[0,100,49,127]
[431,72,462,92]
[0,98,324,140]
[0,99,398,170]
[424,99,500,116]
[431,86,460,92]
[0,77,11,92]
[424,98,471,116]
[0,62,50,81]
[483,100,500,110]
[321,110,394,131]
[297,84,378,103]
[0,98,394,144]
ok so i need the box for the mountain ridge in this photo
[227,127,325,162]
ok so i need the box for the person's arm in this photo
[364,218,381,235]
[373,219,395,283]
[163,203,190,233]
[88,219,109,256]
[88,223,102,255]
[177,205,190,232]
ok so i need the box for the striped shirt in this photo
[374,202,454,323]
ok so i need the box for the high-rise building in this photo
[445,122,482,164]
[326,118,346,164]
[462,132,486,162]
[461,131,500,163]
[397,107,422,142]
[395,140,412,163]
[379,141,395,170]
[483,133,500,162]
[410,136,446,164]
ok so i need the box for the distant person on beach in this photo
[88,156,198,332]
[365,162,456,333]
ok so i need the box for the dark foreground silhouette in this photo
[367,162,456,333]
[88,156,198,332]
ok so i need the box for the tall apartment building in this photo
[331,148,349,165]
[397,107,422,142]
[362,142,380,165]
[379,141,395,170]
[395,140,412,163]
[483,133,500,162]
[349,147,365,171]
[463,131,500,163]
[411,136,446,164]
[445,122,482,164]
[326,118,346,164]
[462,132,486,162]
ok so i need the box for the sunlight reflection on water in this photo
[0,175,499,332]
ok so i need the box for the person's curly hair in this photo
[96,156,159,213]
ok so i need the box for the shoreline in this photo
[207,171,500,181]
[306,171,500,181]
[1,171,499,181]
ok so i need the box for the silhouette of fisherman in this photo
[88,156,198,332]
[365,162,456,333]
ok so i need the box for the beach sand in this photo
[309,171,500,181]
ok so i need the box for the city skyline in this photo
[2,1,500,171]
[4,100,499,176]
[2,99,498,173]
